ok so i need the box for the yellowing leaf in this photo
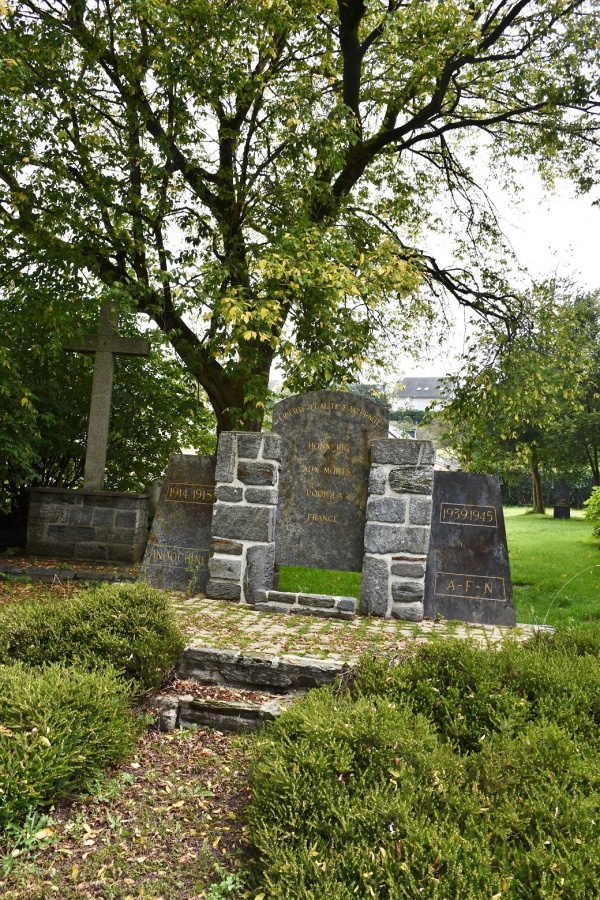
[34,828,54,840]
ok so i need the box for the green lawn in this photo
[277,564,362,599]
[505,507,600,627]
[279,508,600,627]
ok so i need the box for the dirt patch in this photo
[0,724,254,899]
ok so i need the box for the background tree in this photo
[441,283,597,512]
[546,292,600,486]
[1,1,599,431]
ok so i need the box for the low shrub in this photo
[352,637,600,752]
[0,581,184,694]
[583,485,600,534]
[0,663,137,828]
[247,632,600,898]
[525,621,600,658]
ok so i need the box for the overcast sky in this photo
[403,173,600,379]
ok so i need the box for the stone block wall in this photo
[254,590,357,620]
[27,488,150,563]
[207,432,281,603]
[360,440,435,620]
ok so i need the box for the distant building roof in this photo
[395,377,444,401]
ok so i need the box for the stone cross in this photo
[64,302,150,491]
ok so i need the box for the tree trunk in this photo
[530,448,545,513]
[147,304,273,434]
[587,445,600,486]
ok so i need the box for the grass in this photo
[277,565,361,599]
[505,507,600,627]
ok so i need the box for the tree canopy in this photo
[1,0,599,430]
[441,283,600,512]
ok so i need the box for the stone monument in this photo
[553,478,571,519]
[26,303,151,563]
[141,455,216,591]
[272,390,390,572]
[423,471,515,626]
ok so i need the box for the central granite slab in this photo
[272,390,389,572]
[141,454,216,592]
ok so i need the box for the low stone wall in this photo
[27,487,150,563]
[360,440,435,620]
[254,590,356,620]
[206,432,281,603]
[0,563,137,583]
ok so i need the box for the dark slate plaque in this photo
[424,471,515,626]
[141,455,216,591]
[273,390,389,572]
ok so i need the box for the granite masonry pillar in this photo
[360,440,435,620]
[206,432,281,603]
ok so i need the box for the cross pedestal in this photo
[26,304,152,564]
[64,302,150,490]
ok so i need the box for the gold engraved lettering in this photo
[301,465,321,474]
[306,513,339,523]
[279,405,304,421]
[165,482,216,505]
[322,466,351,476]
[148,546,209,567]
[440,503,497,527]
[307,441,351,452]
[434,571,506,602]
[305,488,343,500]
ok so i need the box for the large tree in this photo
[1,1,599,431]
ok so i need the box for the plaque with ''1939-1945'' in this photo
[424,471,515,626]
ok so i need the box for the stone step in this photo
[152,692,293,734]
[175,645,346,693]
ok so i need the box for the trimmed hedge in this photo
[0,663,137,828]
[0,581,184,693]
[247,632,600,898]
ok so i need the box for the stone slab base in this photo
[175,646,346,693]
[27,487,150,563]
[254,590,356,620]
[0,563,137,584]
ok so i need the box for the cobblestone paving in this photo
[172,596,542,663]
